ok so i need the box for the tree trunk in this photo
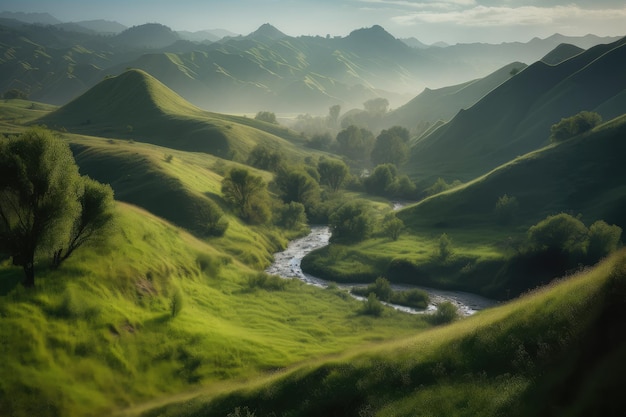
[22,254,35,288]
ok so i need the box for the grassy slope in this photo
[36,69,308,161]
[302,114,626,295]
[67,132,283,269]
[0,203,426,417]
[408,37,626,185]
[135,249,626,417]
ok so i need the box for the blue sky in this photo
[2,0,625,44]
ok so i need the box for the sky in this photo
[2,0,625,44]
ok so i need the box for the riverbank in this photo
[266,225,496,315]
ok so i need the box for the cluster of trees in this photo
[550,111,602,142]
[352,277,430,310]
[254,111,278,124]
[0,128,115,287]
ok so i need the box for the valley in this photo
[1,8,626,417]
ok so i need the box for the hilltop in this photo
[37,69,306,159]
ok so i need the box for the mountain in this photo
[114,23,180,49]
[177,29,220,43]
[383,61,527,132]
[72,19,127,34]
[400,37,430,49]
[246,23,288,41]
[0,11,61,25]
[37,69,306,158]
[408,37,626,184]
[541,43,584,65]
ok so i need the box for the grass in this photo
[36,69,321,163]
[134,249,626,417]
[0,203,427,417]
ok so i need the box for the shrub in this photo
[587,220,622,262]
[164,154,174,163]
[360,293,384,316]
[254,111,278,124]
[550,111,602,142]
[329,201,373,243]
[494,194,519,225]
[353,277,393,301]
[275,201,307,230]
[528,213,587,254]
[383,215,404,241]
[436,233,453,262]
[247,273,287,291]
[170,288,184,318]
[429,301,458,325]
[391,288,429,310]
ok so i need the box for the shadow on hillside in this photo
[204,191,228,207]
[0,267,22,296]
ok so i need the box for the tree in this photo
[528,213,588,254]
[328,104,341,127]
[254,111,278,124]
[247,144,285,172]
[335,125,374,161]
[52,177,115,268]
[587,220,622,262]
[363,97,389,116]
[383,214,404,241]
[494,194,519,225]
[0,128,83,287]
[3,89,28,100]
[275,202,307,230]
[221,168,268,223]
[273,168,320,208]
[317,158,348,192]
[363,164,397,196]
[370,128,409,166]
[550,111,602,142]
[329,201,373,243]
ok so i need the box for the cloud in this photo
[354,0,477,11]
[391,4,626,27]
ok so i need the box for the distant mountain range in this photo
[0,14,622,114]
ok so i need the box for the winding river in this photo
[265,225,497,316]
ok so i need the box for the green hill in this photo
[383,62,527,132]
[0,202,424,417]
[540,43,584,65]
[130,249,626,417]
[409,37,626,185]
[37,69,305,160]
[402,113,626,231]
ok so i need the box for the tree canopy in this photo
[0,128,114,286]
[221,168,270,224]
[550,111,602,142]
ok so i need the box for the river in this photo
[265,225,496,316]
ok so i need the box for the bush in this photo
[247,273,287,291]
[360,293,384,316]
[587,220,622,262]
[275,201,307,230]
[353,277,392,301]
[170,288,184,318]
[494,194,519,225]
[436,233,453,262]
[329,201,373,243]
[254,111,278,124]
[550,111,602,142]
[391,288,429,310]
[528,213,587,254]
[383,215,404,241]
[429,301,458,325]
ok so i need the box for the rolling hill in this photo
[129,248,626,417]
[408,36,626,184]
[36,69,307,160]
[401,113,626,232]
[383,61,527,133]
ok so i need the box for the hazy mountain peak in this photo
[0,11,61,25]
[115,23,180,48]
[541,43,585,65]
[247,23,288,40]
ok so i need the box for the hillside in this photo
[402,113,626,231]
[383,61,527,132]
[132,249,626,417]
[540,43,584,65]
[408,37,626,184]
[0,201,424,417]
[37,69,306,159]
[2,19,619,113]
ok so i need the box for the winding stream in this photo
[265,225,497,316]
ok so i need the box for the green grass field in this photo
[136,249,626,417]
[0,203,428,417]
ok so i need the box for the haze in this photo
[3,0,626,44]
